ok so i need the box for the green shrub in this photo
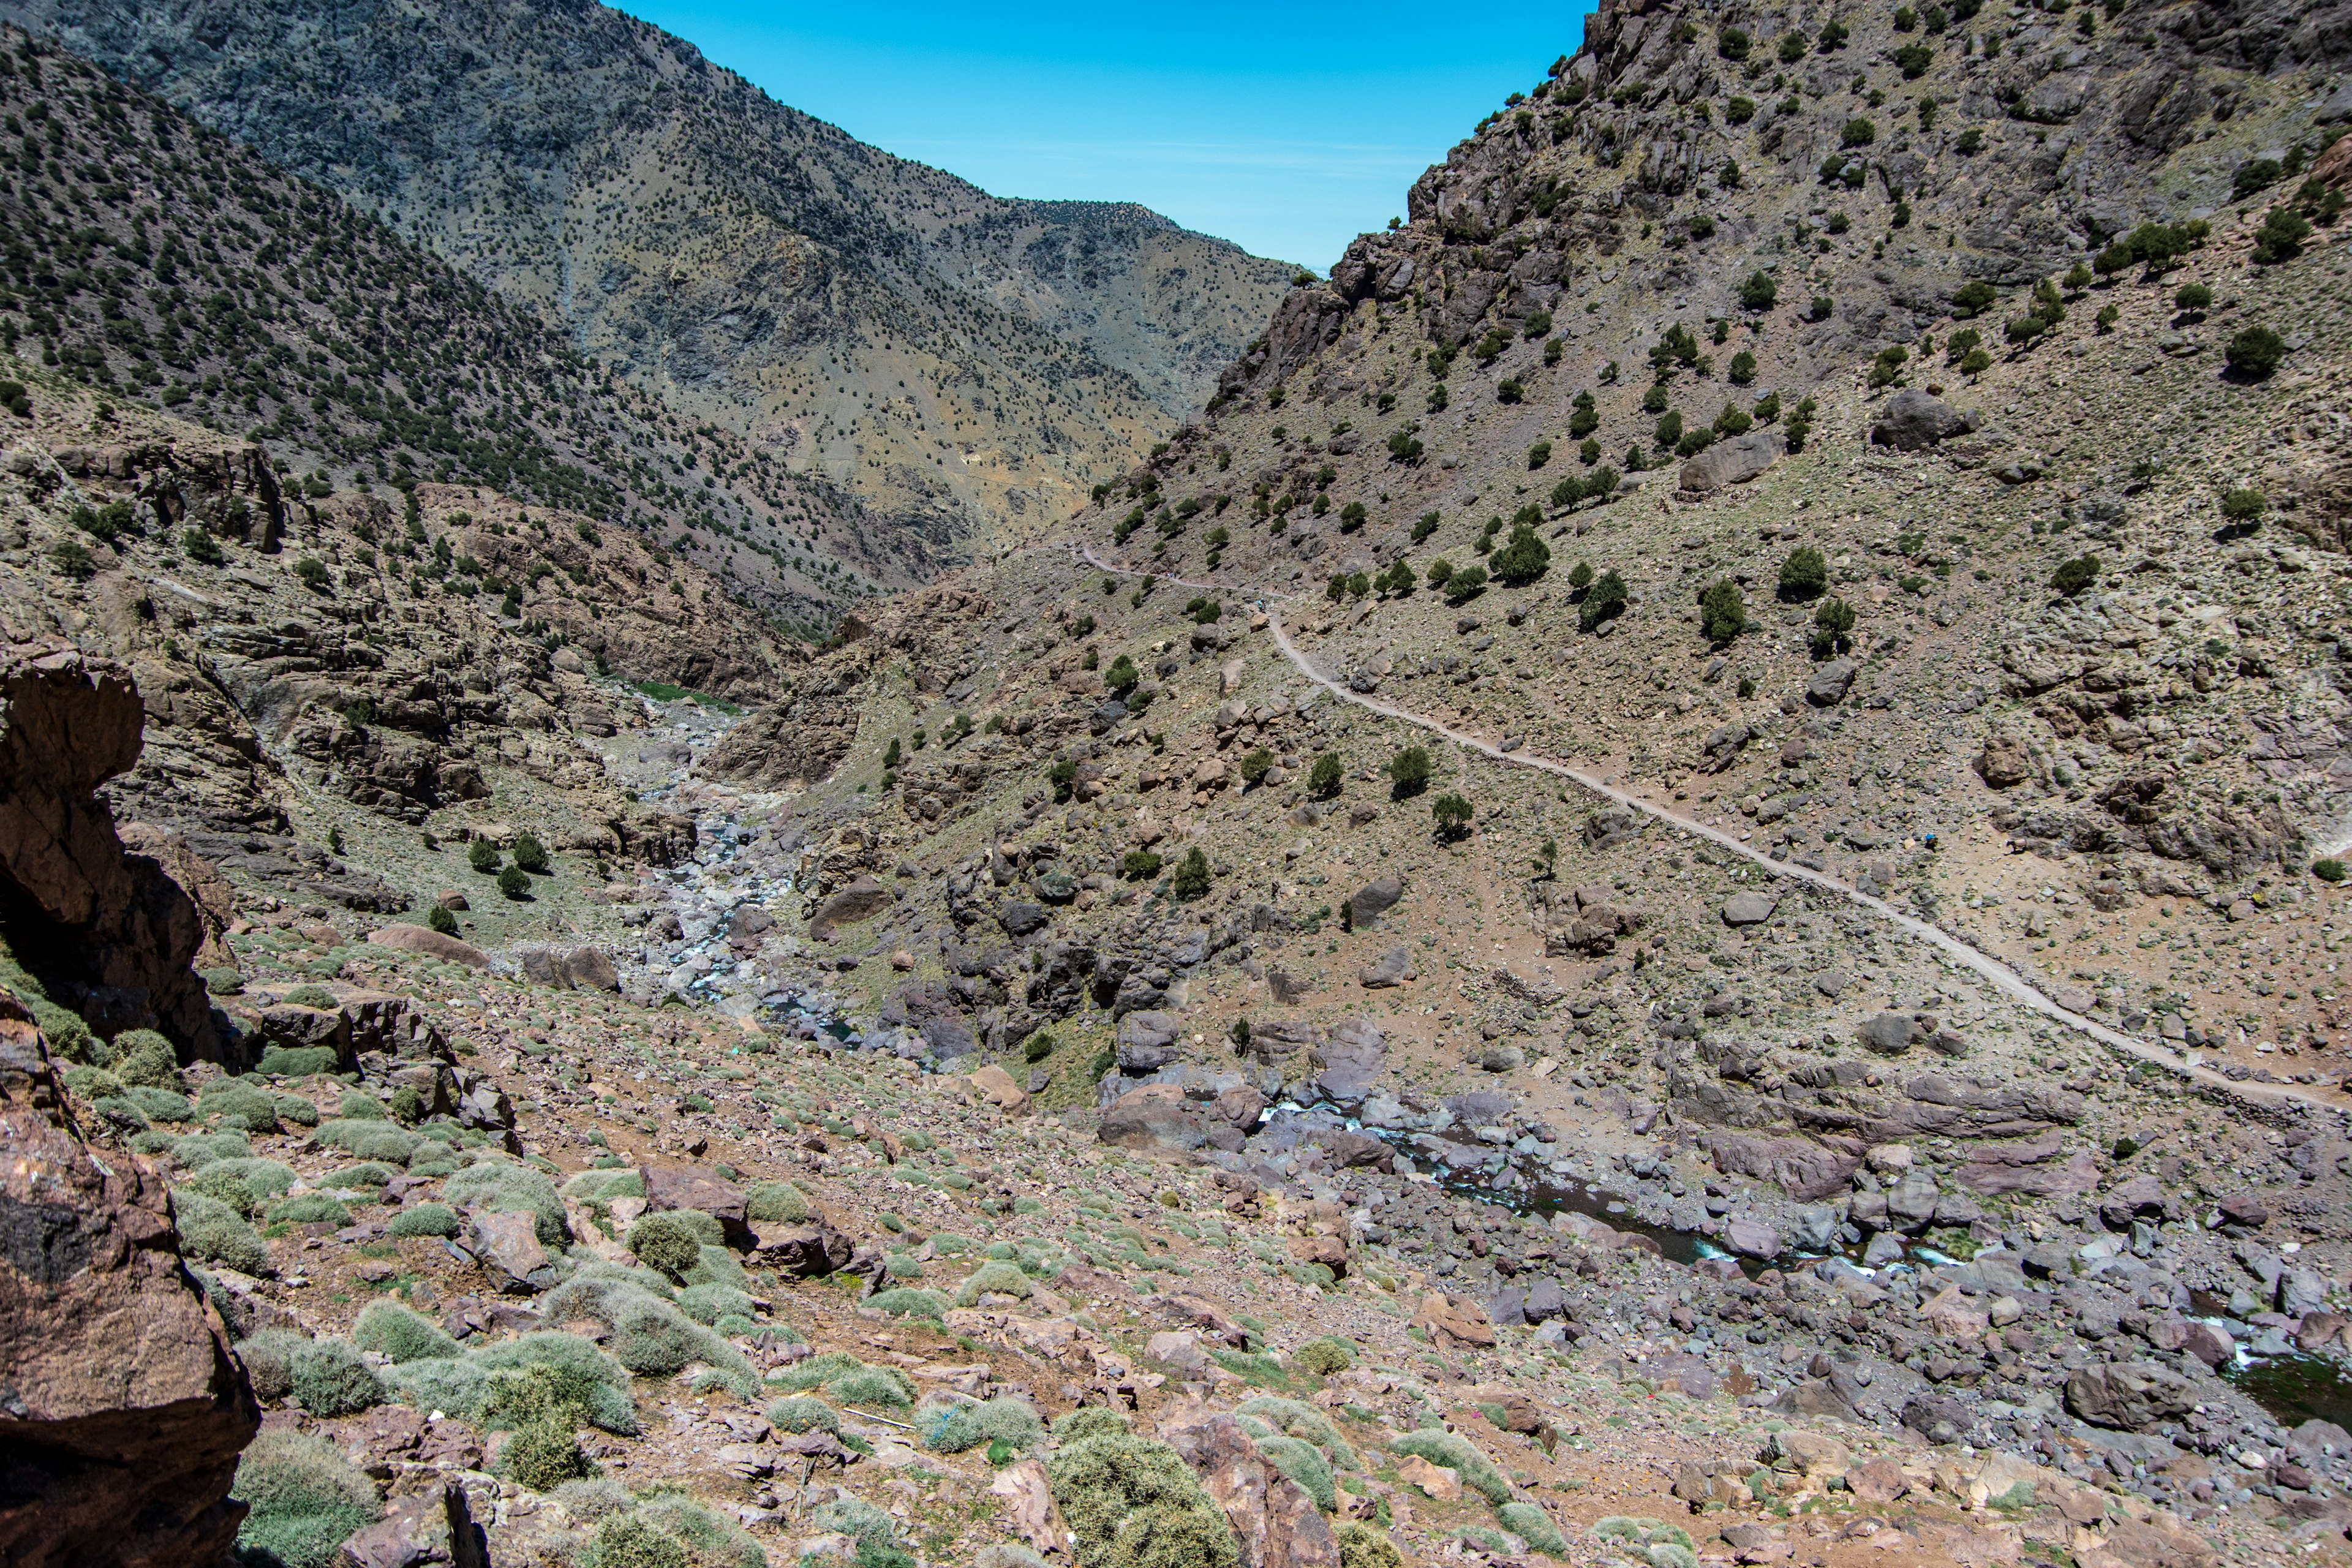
[1256,1433,1336,1510]
[1308,753,1343,797]
[864,1287,951,1318]
[113,1029,181,1088]
[625,1208,721,1280]
[927,1395,1047,1453]
[1050,1431,1240,1568]
[771,1351,917,1408]
[289,1337,385,1417]
[2313,859,2347,883]
[511,834,550,874]
[1498,1502,1569,1556]
[585,1514,690,1568]
[187,1164,266,1217]
[1776,547,1827,600]
[743,1179,806,1223]
[314,1117,423,1162]
[1391,1430,1511,1504]
[444,1159,567,1245]
[257,1045,342,1077]
[1387,745,1432,799]
[223,1161,310,1199]
[235,1328,306,1403]
[322,1162,400,1192]
[1169,848,1211,900]
[232,1426,383,1568]
[677,1283,756,1325]
[428,904,461,936]
[456,1332,639,1436]
[497,865,531,900]
[1700,579,1747,641]
[353,1300,458,1363]
[1122,848,1164,881]
[337,1091,388,1121]
[202,1082,281,1134]
[383,1201,460,1240]
[1337,1523,1403,1568]
[766,1395,842,1434]
[2220,488,2267,524]
[1578,569,1628,631]
[173,1191,270,1274]
[2225,325,2286,379]
[957,1260,1037,1306]
[265,1192,350,1228]
[2051,554,2100,596]
[469,840,501,874]
[538,1272,755,1398]
[1236,1396,1358,1467]
[1293,1336,1357,1378]
[125,1085,195,1123]
[1811,597,1857,657]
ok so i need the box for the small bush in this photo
[1122,848,1164,881]
[538,1272,755,1399]
[173,1191,270,1274]
[445,1159,567,1246]
[1391,1430,1511,1504]
[113,1029,181,1088]
[1700,578,1747,641]
[202,1082,281,1134]
[511,834,550,874]
[290,1338,386,1417]
[1498,1502,1569,1556]
[428,904,460,936]
[321,1161,399,1191]
[1256,1434,1336,1510]
[468,840,500,873]
[1292,1336,1356,1378]
[1387,745,1432,798]
[353,1300,458,1363]
[625,1208,722,1280]
[677,1283,756,1325]
[386,1200,461,1238]
[464,1331,639,1435]
[1776,546,1827,600]
[767,1395,842,1433]
[1337,1523,1403,1568]
[2051,554,2100,596]
[864,1287,951,1318]
[314,1118,423,1163]
[2220,488,2267,523]
[235,1328,306,1403]
[744,1180,807,1223]
[1169,848,1211,900]
[232,1426,383,1568]
[1050,1431,1239,1568]
[2313,858,2347,883]
[497,865,531,900]
[2225,325,2285,379]
[257,1046,341,1077]
[585,1514,690,1568]
[928,1395,1047,1453]
[1308,753,1342,797]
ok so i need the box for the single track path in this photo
[1072,541,2332,1115]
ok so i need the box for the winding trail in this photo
[1072,542,2334,1116]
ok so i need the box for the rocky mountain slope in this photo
[0,30,914,630]
[5,0,1298,556]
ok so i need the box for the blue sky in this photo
[618,2,1598,270]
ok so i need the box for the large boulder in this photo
[2065,1360,2196,1431]
[1159,1409,1341,1568]
[641,1163,750,1244]
[1678,427,1786,496]
[1868,389,1979,451]
[367,922,491,970]
[0,637,221,1058]
[0,992,260,1564]
[1310,1019,1386,1101]
[809,876,892,940]
[1342,876,1404,930]
[1099,1085,1206,1156]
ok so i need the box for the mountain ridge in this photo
[5,0,1298,554]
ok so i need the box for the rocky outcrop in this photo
[0,990,260,1564]
[0,636,221,1059]
[1677,427,1785,496]
[1868,390,1980,451]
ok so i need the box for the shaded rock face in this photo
[0,992,260,1564]
[1868,389,1980,451]
[0,636,221,1060]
